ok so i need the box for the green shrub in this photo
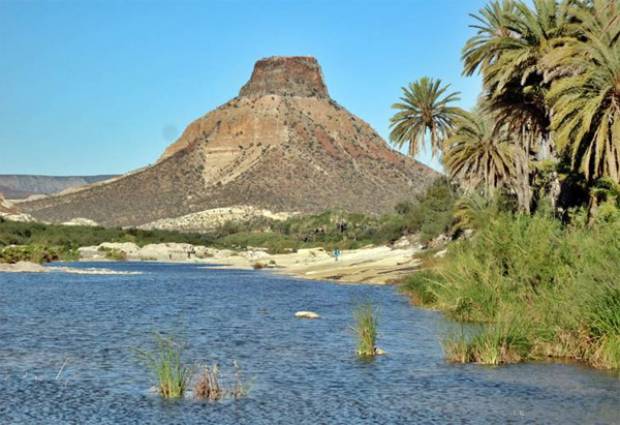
[398,178,457,242]
[0,244,77,264]
[0,220,213,249]
[98,247,128,261]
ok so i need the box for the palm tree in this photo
[545,0,620,182]
[463,0,575,144]
[462,0,576,211]
[389,77,463,158]
[462,0,518,79]
[443,109,525,198]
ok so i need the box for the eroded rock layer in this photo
[20,56,437,227]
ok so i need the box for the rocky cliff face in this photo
[239,56,328,99]
[20,56,438,228]
[0,193,18,214]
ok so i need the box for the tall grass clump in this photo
[353,303,379,357]
[403,206,620,370]
[137,334,192,399]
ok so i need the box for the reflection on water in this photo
[0,262,618,424]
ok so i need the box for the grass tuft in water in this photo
[137,334,192,399]
[194,364,223,401]
[353,303,379,358]
[194,361,250,401]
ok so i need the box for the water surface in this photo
[0,262,618,424]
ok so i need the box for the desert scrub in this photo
[137,334,192,399]
[353,303,379,357]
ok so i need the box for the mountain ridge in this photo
[0,175,117,199]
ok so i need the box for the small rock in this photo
[374,348,386,356]
[295,311,320,319]
[63,217,99,227]
[434,249,448,258]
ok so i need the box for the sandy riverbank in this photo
[77,242,423,284]
[1,242,423,283]
[0,261,142,275]
[206,245,422,284]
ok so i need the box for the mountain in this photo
[0,193,17,214]
[19,56,438,228]
[0,175,117,199]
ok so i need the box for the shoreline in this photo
[198,244,422,285]
[0,242,423,284]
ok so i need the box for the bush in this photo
[395,178,457,242]
[0,244,77,264]
[403,207,620,370]
[98,247,128,261]
[0,220,213,250]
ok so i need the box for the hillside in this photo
[0,175,116,199]
[19,57,438,228]
[0,194,17,214]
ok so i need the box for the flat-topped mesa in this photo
[239,56,329,99]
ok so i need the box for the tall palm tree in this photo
[462,0,576,211]
[443,108,525,198]
[464,0,575,139]
[545,0,620,182]
[389,77,463,158]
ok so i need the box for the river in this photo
[0,262,618,424]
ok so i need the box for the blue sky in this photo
[0,0,486,176]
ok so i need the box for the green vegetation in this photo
[0,218,212,248]
[98,246,128,261]
[392,0,620,371]
[207,178,456,250]
[0,244,78,264]
[0,177,457,264]
[402,208,620,369]
[0,218,213,263]
[137,334,192,399]
[389,77,463,157]
[353,303,379,358]
[137,334,249,401]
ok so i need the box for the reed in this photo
[403,210,620,370]
[193,364,223,401]
[137,334,192,399]
[353,303,378,357]
[193,361,249,401]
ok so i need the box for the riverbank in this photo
[76,241,423,284]
[0,261,141,275]
[208,245,422,284]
